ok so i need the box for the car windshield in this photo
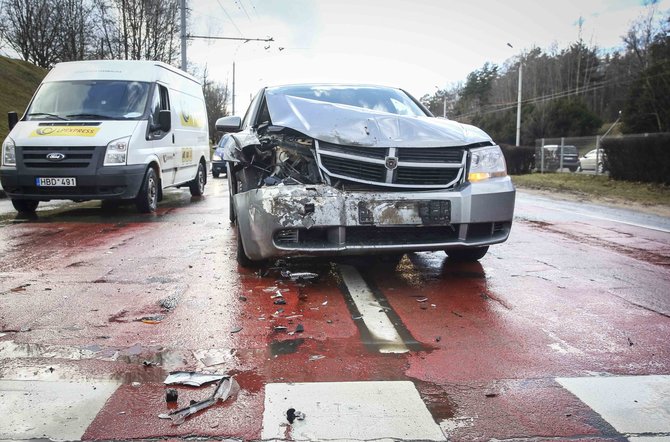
[270,85,427,117]
[26,80,151,121]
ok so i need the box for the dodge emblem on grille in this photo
[46,152,66,161]
[385,156,398,170]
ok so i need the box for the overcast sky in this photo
[187,0,668,113]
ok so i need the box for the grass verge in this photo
[511,173,670,209]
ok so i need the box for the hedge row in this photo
[602,133,670,184]
[499,144,535,175]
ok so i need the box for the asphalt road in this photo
[0,178,668,441]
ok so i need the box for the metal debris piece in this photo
[416,297,428,302]
[238,296,248,302]
[281,270,319,281]
[273,326,288,332]
[271,291,284,299]
[309,355,325,361]
[164,371,226,387]
[164,377,240,425]
[230,326,243,334]
[273,298,287,305]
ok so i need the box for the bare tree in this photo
[0,0,62,67]
[59,0,95,61]
[93,0,182,64]
[202,68,230,142]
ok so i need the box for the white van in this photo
[0,60,210,213]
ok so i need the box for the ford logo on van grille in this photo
[46,153,66,161]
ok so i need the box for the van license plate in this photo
[36,177,77,187]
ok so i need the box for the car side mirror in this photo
[8,111,18,130]
[216,116,242,133]
[159,110,171,132]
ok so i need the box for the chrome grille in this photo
[316,140,466,189]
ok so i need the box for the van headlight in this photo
[468,145,507,182]
[2,136,16,167]
[212,152,223,161]
[104,136,130,166]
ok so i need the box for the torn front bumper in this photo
[234,177,516,261]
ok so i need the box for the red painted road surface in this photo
[0,179,668,441]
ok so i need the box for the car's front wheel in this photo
[445,246,489,262]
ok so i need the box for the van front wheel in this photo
[11,199,39,214]
[189,162,206,196]
[135,167,158,213]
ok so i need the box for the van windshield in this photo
[26,80,151,121]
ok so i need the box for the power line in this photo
[235,0,251,21]
[215,0,243,36]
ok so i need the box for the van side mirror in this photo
[159,110,171,132]
[215,116,242,133]
[8,112,18,130]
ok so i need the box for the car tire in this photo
[11,199,39,214]
[189,161,206,196]
[227,162,237,224]
[445,246,489,262]
[569,166,578,172]
[212,170,220,178]
[135,167,158,213]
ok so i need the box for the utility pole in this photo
[516,63,522,146]
[232,62,236,115]
[180,0,187,70]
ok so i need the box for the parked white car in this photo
[579,148,606,173]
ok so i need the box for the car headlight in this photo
[104,136,130,166]
[212,152,222,161]
[468,145,507,182]
[2,136,16,167]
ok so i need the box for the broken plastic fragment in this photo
[230,326,243,334]
[309,355,325,361]
[286,408,306,424]
[164,371,226,387]
[416,297,428,302]
[139,314,165,324]
[274,298,287,305]
[166,388,178,403]
[295,324,304,333]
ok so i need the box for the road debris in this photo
[164,371,226,387]
[273,326,288,332]
[139,315,165,324]
[230,326,243,334]
[281,269,319,282]
[295,324,304,333]
[286,408,306,424]
[309,355,325,361]
[416,297,428,302]
[273,298,287,305]
[166,388,178,403]
[159,376,239,425]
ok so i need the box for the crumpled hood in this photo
[265,92,493,148]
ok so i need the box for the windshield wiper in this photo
[27,112,68,120]
[66,113,114,120]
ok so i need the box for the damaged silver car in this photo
[216,84,515,267]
